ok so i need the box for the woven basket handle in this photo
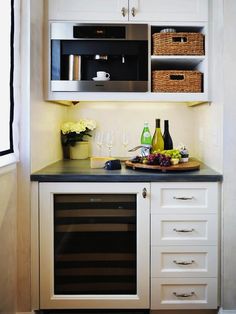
[172,36,188,43]
[170,74,185,81]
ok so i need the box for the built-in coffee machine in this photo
[50,23,148,92]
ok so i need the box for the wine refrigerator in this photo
[39,183,150,309]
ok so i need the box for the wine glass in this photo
[105,131,114,157]
[122,130,129,157]
[95,131,103,156]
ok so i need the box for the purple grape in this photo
[147,153,160,165]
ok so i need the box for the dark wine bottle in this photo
[163,120,173,150]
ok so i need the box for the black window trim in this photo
[0,0,14,157]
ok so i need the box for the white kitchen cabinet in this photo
[151,182,217,215]
[47,0,129,22]
[150,182,219,310]
[38,182,150,309]
[151,277,217,310]
[47,0,208,23]
[151,246,217,278]
[129,0,208,22]
[45,0,209,103]
[151,214,217,246]
[32,179,219,310]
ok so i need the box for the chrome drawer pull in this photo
[173,196,194,200]
[173,291,195,298]
[121,7,126,17]
[173,228,195,233]
[173,260,195,265]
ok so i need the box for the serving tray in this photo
[125,160,200,172]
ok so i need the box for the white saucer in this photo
[92,77,110,81]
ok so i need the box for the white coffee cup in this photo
[96,71,110,79]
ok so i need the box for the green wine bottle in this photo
[152,119,164,152]
[140,122,152,156]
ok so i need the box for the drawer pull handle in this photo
[173,292,195,298]
[173,228,195,233]
[173,260,195,265]
[173,196,194,200]
[142,188,147,199]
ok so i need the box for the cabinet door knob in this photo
[142,188,147,198]
[131,7,136,17]
[121,7,126,17]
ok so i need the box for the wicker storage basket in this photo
[152,70,202,93]
[152,32,204,55]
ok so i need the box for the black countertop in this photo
[31,159,223,182]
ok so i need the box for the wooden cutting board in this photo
[125,160,200,172]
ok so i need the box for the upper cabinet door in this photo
[48,0,129,22]
[129,0,208,22]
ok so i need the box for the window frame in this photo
[0,0,16,165]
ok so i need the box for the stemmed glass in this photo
[122,130,129,157]
[106,131,114,157]
[95,131,103,156]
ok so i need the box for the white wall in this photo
[222,0,236,309]
[193,0,224,173]
[68,101,196,158]
[0,166,17,314]
[30,0,67,172]
[16,0,31,311]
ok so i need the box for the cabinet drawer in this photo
[152,214,217,246]
[151,277,217,309]
[151,182,218,214]
[151,246,217,278]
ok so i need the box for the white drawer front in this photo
[151,246,217,278]
[151,182,218,214]
[152,214,217,245]
[151,277,218,309]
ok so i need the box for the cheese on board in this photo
[90,156,115,169]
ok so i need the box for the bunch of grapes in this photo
[131,153,172,167]
[146,153,171,166]
[147,153,160,165]
[161,149,182,160]
[158,154,171,166]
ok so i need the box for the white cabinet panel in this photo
[151,246,217,277]
[151,182,218,214]
[150,181,219,310]
[48,0,129,22]
[48,0,208,22]
[151,277,217,309]
[129,0,208,22]
[151,214,217,246]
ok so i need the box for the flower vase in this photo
[70,141,89,160]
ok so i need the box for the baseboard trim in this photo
[16,312,34,314]
[218,308,236,314]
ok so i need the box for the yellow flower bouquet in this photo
[61,119,96,147]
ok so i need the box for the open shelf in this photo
[151,55,205,68]
[150,24,208,99]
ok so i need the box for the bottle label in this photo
[143,131,151,138]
